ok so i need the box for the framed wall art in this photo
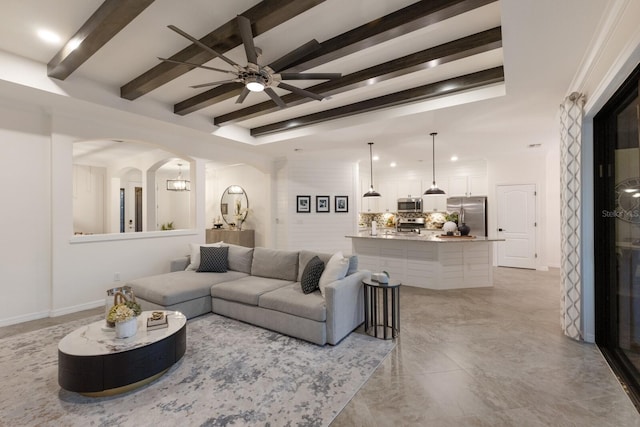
[296,195,311,213]
[335,196,348,213]
[316,196,330,213]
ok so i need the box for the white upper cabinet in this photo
[378,179,397,212]
[447,174,487,197]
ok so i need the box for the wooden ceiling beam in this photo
[214,27,502,126]
[281,0,497,72]
[120,0,325,100]
[249,66,505,137]
[173,0,497,115]
[47,0,155,80]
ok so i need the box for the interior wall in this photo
[156,169,191,230]
[282,159,359,254]
[487,148,560,270]
[72,164,106,234]
[0,102,52,324]
[206,163,271,248]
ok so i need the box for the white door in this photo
[497,184,536,269]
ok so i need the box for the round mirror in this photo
[220,185,249,226]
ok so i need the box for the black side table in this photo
[363,278,401,339]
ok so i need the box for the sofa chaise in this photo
[126,243,368,345]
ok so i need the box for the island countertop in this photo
[346,230,504,243]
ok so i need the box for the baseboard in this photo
[49,299,104,317]
[536,266,549,271]
[0,310,50,328]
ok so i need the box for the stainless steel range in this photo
[396,217,426,232]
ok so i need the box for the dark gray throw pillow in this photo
[197,246,228,273]
[300,256,324,294]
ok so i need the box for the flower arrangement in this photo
[107,301,141,323]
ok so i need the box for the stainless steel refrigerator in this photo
[446,196,487,237]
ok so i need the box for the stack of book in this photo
[146,311,168,331]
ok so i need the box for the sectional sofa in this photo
[126,243,368,345]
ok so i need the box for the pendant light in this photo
[167,163,191,191]
[363,142,381,198]
[424,132,445,195]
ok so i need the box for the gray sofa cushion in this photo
[211,275,294,306]
[251,247,299,281]
[259,283,326,322]
[128,270,248,306]
[223,243,254,274]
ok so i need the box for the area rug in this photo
[0,313,394,426]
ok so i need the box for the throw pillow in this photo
[197,246,229,273]
[186,241,223,271]
[318,251,349,297]
[300,256,325,294]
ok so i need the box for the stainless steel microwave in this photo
[397,197,422,213]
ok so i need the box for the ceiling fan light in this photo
[246,76,265,92]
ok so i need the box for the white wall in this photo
[0,102,52,323]
[72,164,106,234]
[206,163,272,248]
[277,159,359,254]
[156,169,191,230]
[487,148,560,270]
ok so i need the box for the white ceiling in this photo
[0,0,611,170]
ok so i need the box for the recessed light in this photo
[37,29,61,45]
[372,155,379,161]
[390,162,397,167]
[450,155,458,161]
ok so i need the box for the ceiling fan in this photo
[158,15,342,108]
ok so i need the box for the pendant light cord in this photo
[368,142,374,189]
[431,132,437,185]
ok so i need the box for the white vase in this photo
[115,317,138,339]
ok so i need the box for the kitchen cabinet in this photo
[397,178,421,199]
[447,175,487,197]
[378,179,397,212]
[423,194,447,212]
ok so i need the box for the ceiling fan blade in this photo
[236,87,250,104]
[277,82,324,101]
[190,80,238,89]
[167,25,241,69]
[157,57,236,75]
[264,88,287,109]
[269,39,321,72]
[237,15,258,64]
[279,73,342,80]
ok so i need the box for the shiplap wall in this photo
[276,159,359,254]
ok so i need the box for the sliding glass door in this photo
[595,61,640,409]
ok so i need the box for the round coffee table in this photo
[58,310,187,396]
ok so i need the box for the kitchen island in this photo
[347,231,504,290]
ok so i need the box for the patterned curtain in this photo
[559,92,585,341]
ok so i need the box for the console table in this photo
[58,311,186,396]
[206,229,255,247]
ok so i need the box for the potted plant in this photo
[107,303,138,338]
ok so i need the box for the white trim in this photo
[49,299,104,317]
[567,0,631,95]
[69,228,198,244]
[0,310,50,328]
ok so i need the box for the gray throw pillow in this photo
[300,256,324,294]
[197,246,228,273]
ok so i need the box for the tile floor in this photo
[2,267,639,426]
[333,267,640,426]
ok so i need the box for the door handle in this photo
[498,228,504,232]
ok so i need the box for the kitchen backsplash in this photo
[358,211,448,229]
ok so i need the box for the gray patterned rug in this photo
[0,313,394,426]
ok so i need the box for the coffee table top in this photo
[58,310,186,357]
